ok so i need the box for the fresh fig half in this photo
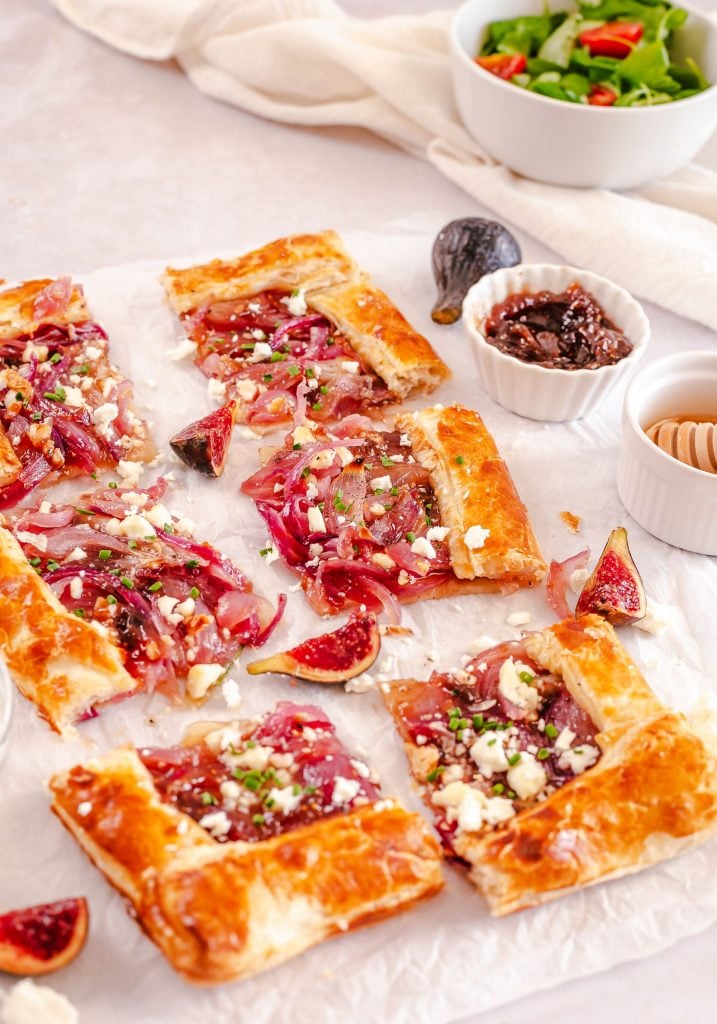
[246,612,380,683]
[170,400,236,477]
[575,527,646,626]
[0,898,89,976]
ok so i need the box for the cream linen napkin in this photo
[51,0,717,330]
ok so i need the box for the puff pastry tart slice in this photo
[162,231,449,431]
[241,403,545,616]
[0,478,284,733]
[49,702,444,983]
[382,615,717,915]
[0,277,153,509]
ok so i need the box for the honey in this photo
[645,414,717,475]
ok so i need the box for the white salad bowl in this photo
[463,263,650,421]
[618,350,717,555]
[450,0,717,188]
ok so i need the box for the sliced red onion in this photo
[0,454,52,510]
[547,548,590,620]
[356,576,402,625]
[15,506,75,531]
[294,377,310,426]
[271,314,325,350]
[329,414,374,439]
[246,388,297,425]
[53,417,103,472]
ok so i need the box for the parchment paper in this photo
[1,228,716,1024]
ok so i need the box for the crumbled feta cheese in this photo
[69,577,83,600]
[248,341,273,363]
[397,569,410,586]
[62,385,85,408]
[554,727,576,753]
[222,678,242,709]
[345,673,375,694]
[350,759,371,779]
[292,425,316,446]
[507,753,548,800]
[248,301,262,315]
[283,288,307,317]
[236,379,258,403]
[498,658,541,714]
[229,744,274,771]
[432,781,515,833]
[464,525,491,550]
[1,978,79,1024]
[308,542,323,558]
[15,530,47,552]
[370,475,392,493]
[426,526,449,543]
[186,663,225,699]
[268,785,303,815]
[143,503,172,528]
[116,459,144,486]
[77,801,92,817]
[371,553,396,570]
[558,744,600,775]
[506,611,531,627]
[120,491,149,508]
[166,339,197,361]
[411,536,436,559]
[39,501,52,514]
[84,344,104,361]
[569,567,590,594]
[92,402,119,438]
[208,378,227,402]
[261,540,279,565]
[633,606,668,634]
[331,776,361,806]
[198,810,232,838]
[470,731,509,777]
[111,513,156,539]
[399,433,411,447]
[369,502,385,516]
[341,360,359,374]
[219,779,241,804]
[336,446,355,467]
[307,506,326,533]
[174,516,196,537]
[157,595,181,624]
[174,597,195,618]
[250,327,265,340]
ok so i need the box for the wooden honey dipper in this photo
[646,417,717,475]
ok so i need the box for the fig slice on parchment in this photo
[575,527,646,626]
[170,400,236,477]
[246,612,380,684]
[0,898,89,976]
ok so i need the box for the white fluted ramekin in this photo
[463,264,650,422]
[618,351,717,555]
[0,656,13,767]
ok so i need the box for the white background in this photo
[2,1,717,1021]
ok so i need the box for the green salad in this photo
[476,0,711,107]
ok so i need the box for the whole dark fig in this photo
[431,217,521,325]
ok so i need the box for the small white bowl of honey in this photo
[618,351,717,555]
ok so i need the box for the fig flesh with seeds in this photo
[246,612,380,683]
[170,401,236,477]
[575,527,646,626]
[0,898,89,976]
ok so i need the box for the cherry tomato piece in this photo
[578,22,644,59]
[475,53,528,80]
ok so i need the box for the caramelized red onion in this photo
[547,548,590,619]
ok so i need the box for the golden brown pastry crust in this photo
[0,528,138,734]
[384,616,717,916]
[399,404,546,587]
[162,230,450,410]
[0,423,21,486]
[0,279,89,340]
[49,747,444,983]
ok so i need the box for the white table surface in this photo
[3,1,717,1020]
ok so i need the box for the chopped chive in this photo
[128,540,138,550]
[185,559,199,569]
[380,455,394,467]
[292,442,302,450]
[120,576,134,589]
[75,508,94,516]
[147,581,162,592]
[99,549,111,560]
[201,792,216,805]
[390,486,398,496]
[287,365,300,377]
[43,388,66,402]
[312,401,323,411]
[455,455,465,465]
[305,367,315,378]
[545,723,558,739]
[74,608,85,618]
[29,557,41,567]
[252,814,265,826]
[448,718,460,732]
[32,412,42,421]
[106,595,117,606]
[292,784,302,795]
[47,560,60,572]
[108,481,118,489]
[270,352,286,363]
[426,766,445,783]
[263,373,273,382]
[487,738,497,747]
[472,714,484,730]
[77,364,89,375]
[190,586,200,599]
[507,752,521,767]
[492,782,505,795]
[49,352,63,364]
[259,547,273,557]
[537,748,551,760]
[319,385,328,395]
[305,784,317,795]
[246,740,256,749]
[15,391,24,402]
[406,532,416,543]
[518,670,535,684]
